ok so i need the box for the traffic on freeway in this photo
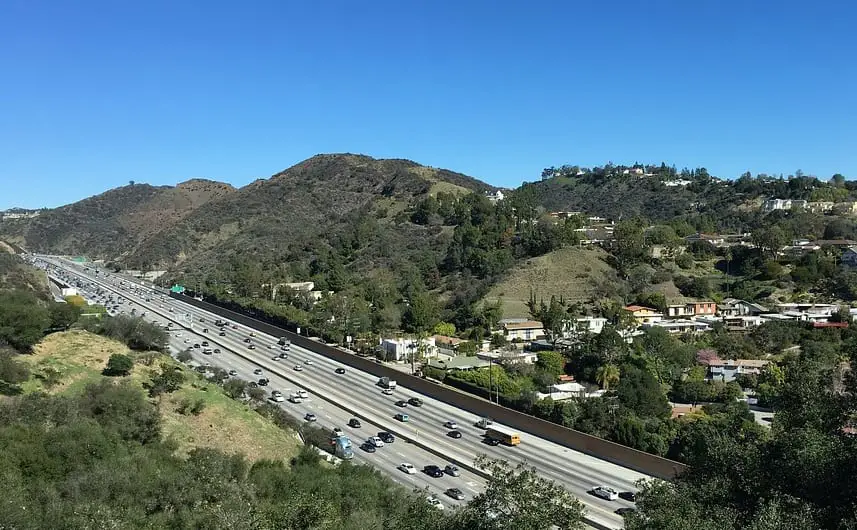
[39,255,647,529]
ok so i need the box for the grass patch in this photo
[17,330,301,464]
[484,246,617,318]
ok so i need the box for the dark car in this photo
[348,418,362,428]
[201,341,209,347]
[219,331,226,336]
[395,400,408,407]
[335,368,346,374]
[378,431,395,444]
[248,344,256,349]
[213,348,220,354]
[483,437,501,446]
[244,338,252,343]
[408,397,423,407]
[361,442,376,453]
[423,465,443,478]
[202,328,208,333]
[616,507,636,516]
[447,430,462,439]
[445,488,466,501]
[619,491,637,502]
[193,343,200,349]
[257,378,269,386]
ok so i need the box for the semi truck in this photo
[278,336,290,346]
[377,377,397,390]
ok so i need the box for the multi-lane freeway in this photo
[39,255,650,529]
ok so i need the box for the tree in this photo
[596,364,620,390]
[0,349,30,395]
[49,302,81,330]
[489,333,507,348]
[176,349,193,363]
[103,353,134,377]
[614,219,648,271]
[457,455,585,530]
[401,291,439,333]
[148,364,184,397]
[433,321,456,337]
[247,386,267,402]
[616,365,670,418]
[458,341,478,356]
[752,226,788,258]
[535,351,565,379]
[0,290,51,351]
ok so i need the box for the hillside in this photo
[484,247,620,318]
[0,179,235,259]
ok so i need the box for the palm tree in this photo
[596,364,620,391]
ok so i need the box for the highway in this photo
[42,255,646,529]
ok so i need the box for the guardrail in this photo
[171,293,688,480]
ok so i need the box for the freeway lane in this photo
[47,257,641,529]
[57,266,480,511]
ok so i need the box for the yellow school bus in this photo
[485,426,521,445]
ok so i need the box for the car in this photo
[279,353,288,359]
[447,430,462,439]
[394,413,409,422]
[444,420,458,429]
[202,328,208,333]
[483,437,501,446]
[213,348,221,354]
[271,394,285,402]
[304,359,313,365]
[199,318,205,322]
[193,343,200,349]
[423,465,444,478]
[219,331,226,336]
[395,400,408,407]
[348,418,362,428]
[592,486,619,501]
[244,338,252,343]
[267,344,273,349]
[289,394,302,403]
[426,496,444,510]
[619,491,637,502]
[228,370,238,376]
[253,368,263,375]
[249,332,255,337]
[257,378,269,386]
[378,431,395,444]
[335,368,346,374]
[201,341,209,347]
[398,463,416,474]
[271,356,280,361]
[361,441,376,453]
[382,388,394,395]
[232,324,238,329]
[304,413,317,422]
[444,464,460,477]
[281,345,290,351]
[332,427,343,436]
[615,507,636,516]
[369,436,384,448]
[175,332,183,337]
[445,488,466,501]
[293,365,303,371]
[408,397,423,407]
[184,338,191,343]
[248,344,256,349]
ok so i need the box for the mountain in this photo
[0,179,235,259]
[0,154,494,278]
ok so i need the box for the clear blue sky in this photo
[1,1,855,209]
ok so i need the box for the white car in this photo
[382,388,395,395]
[304,359,313,365]
[444,420,458,430]
[297,390,309,399]
[271,394,285,403]
[426,497,444,510]
[369,436,385,448]
[293,365,304,371]
[289,394,303,404]
[398,463,416,475]
[592,486,619,501]
[253,368,263,375]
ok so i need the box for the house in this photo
[666,301,717,318]
[671,404,704,419]
[833,202,857,216]
[650,244,685,259]
[432,335,466,356]
[774,303,839,317]
[723,315,765,331]
[842,246,857,267]
[664,179,692,187]
[549,211,583,220]
[762,198,808,212]
[380,336,437,362]
[809,201,834,213]
[478,349,539,365]
[624,305,663,325]
[647,319,711,334]
[503,320,545,342]
[485,190,505,202]
[685,233,726,246]
[718,298,768,317]
[702,359,770,382]
[536,382,605,401]
[425,355,490,372]
[562,316,607,337]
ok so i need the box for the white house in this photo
[762,198,808,212]
[646,319,711,334]
[562,316,607,337]
[503,320,545,342]
[380,337,437,362]
[478,349,538,365]
[485,190,505,202]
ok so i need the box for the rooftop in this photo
[503,320,544,330]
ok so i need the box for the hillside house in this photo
[432,335,466,356]
[762,198,808,212]
[646,319,711,334]
[718,298,768,317]
[562,316,607,337]
[478,349,538,365]
[702,359,770,382]
[809,201,835,213]
[425,355,490,372]
[685,233,726,246]
[833,202,857,216]
[666,301,717,318]
[485,190,505,202]
[380,337,437,362]
[723,316,765,331]
[502,320,544,342]
[624,305,663,325]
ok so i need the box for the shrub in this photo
[103,354,134,377]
